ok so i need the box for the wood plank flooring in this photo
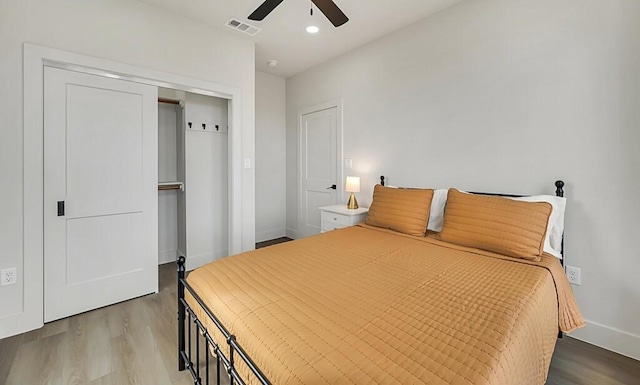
[0,264,189,385]
[1,239,639,384]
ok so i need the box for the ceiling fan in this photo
[248,0,349,27]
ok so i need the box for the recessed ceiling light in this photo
[267,60,278,68]
[306,25,319,34]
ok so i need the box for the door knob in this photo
[326,184,337,190]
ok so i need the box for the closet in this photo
[157,88,229,269]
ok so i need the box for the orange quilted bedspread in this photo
[186,225,583,385]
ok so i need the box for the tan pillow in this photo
[365,185,433,237]
[438,189,552,260]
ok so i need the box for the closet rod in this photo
[158,182,184,191]
[158,97,180,105]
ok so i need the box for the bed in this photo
[177,178,584,385]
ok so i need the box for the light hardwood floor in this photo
[2,244,639,384]
[0,264,194,385]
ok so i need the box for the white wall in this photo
[0,0,255,338]
[286,0,640,359]
[255,72,287,242]
[184,93,229,268]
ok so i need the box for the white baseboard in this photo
[0,311,43,339]
[285,228,299,240]
[158,249,177,265]
[569,319,640,361]
[256,228,287,243]
[186,249,228,271]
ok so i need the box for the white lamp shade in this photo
[345,176,360,192]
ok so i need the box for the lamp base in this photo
[347,193,359,209]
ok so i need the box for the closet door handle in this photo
[326,184,337,190]
[57,201,65,217]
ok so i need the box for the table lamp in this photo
[345,176,360,209]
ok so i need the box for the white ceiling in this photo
[139,0,463,78]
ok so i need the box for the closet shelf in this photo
[158,182,184,191]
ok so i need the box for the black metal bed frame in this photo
[177,177,566,384]
[177,255,271,385]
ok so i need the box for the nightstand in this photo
[319,205,369,233]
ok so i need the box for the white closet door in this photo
[44,67,158,322]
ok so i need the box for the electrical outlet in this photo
[1,267,17,286]
[565,265,581,285]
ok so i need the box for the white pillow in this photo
[427,189,448,232]
[511,195,566,259]
[382,186,447,232]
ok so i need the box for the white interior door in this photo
[44,67,158,322]
[299,107,339,237]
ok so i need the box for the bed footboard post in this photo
[177,255,186,371]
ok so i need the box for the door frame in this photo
[21,43,243,334]
[297,99,343,238]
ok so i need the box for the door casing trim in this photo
[15,43,243,337]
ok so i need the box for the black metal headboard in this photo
[379,175,564,198]
[378,175,565,262]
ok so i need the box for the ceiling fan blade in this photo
[248,0,285,21]
[311,0,349,27]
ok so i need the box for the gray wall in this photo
[255,71,287,242]
[286,0,640,358]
